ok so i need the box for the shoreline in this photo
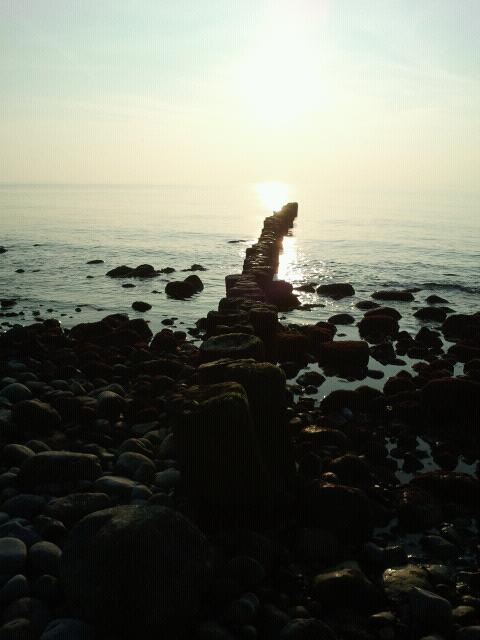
[0,203,480,639]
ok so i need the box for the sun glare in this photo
[239,2,327,126]
[256,181,291,212]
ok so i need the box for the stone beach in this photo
[1,203,480,639]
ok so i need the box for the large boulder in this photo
[200,333,265,363]
[12,400,61,433]
[165,280,197,299]
[61,505,213,639]
[442,313,480,340]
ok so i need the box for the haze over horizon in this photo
[1,0,479,191]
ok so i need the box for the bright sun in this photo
[239,2,327,126]
[256,181,291,212]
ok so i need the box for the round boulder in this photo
[61,505,213,639]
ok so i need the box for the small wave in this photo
[420,282,480,294]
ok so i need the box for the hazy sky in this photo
[1,0,479,189]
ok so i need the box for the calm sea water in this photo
[0,184,478,343]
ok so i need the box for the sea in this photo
[1,183,479,480]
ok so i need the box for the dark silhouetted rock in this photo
[165,280,196,299]
[86,259,104,264]
[442,313,480,340]
[17,452,102,494]
[426,294,449,304]
[316,283,355,299]
[185,274,204,292]
[358,315,399,343]
[319,340,369,371]
[372,290,414,302]
[414,307,448,322]
[131,301,152,312]
[61,505,213,640]
[12,400,61,433]
[328,313,355,325]
[200,333,265,362]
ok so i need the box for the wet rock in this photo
[106,264,157,278]
[200,333,265,363]
[327,454,372,488]
[0,574,30,605]
[131,301,152,312]
[356,300,380,310]
[328,313,355,325]
[61,505,213,640]
[426,295,449,304]
[277,331,309,362]
[184,264,207,271]
[442,314,480,341]
[2,494,46,520]
[372,290,415,302]
[316,283,355,299]
[295,283,316,293]
[297,371,325,387]
[165,280,197,299]
[420,378,480,440]
[17,452,102,494]
[382,565,431,602]
[319,340,369,371]
[414,307,448,322]
[359,314,399,343]
[185,275,204,292]
[86,259,104,264]
[410,472,480,508]
[2,444,35,465]
[12,400,61,433]
[397,486,443,530]
[313,567,382,613]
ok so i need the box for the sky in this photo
[1,0,479,189]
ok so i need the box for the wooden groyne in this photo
[225,202,299,309]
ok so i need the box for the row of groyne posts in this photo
[175,204,300,527]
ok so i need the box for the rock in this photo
[0,384,33,403]
[426,295,449,304]
[297,371,325,387]
[12,400,61,433]
[185,264,207,271]
[410,472,480,507]
[131,301,152,312]
[456,627,480,640]
[408,587,452,636]
[0,618,35,639]
[316,283,355,299]
[295,283,316,293]
[319,340,369,371]
[327,454,372,488]
[397,486,443,531]
[96,390,125,421]
[0,574,30,605]
[114,451,156,482]
[364,306,402,320]
[200,333,265,363]
[279,618,337,639]
[0,521,41,547]
[86,259,104,264]
[0,538,27,574]
[17,452,102,494]
[106,264,157,278]
[3,597,51,632]
[2,445,35,465]
[313,567,382,613]
[185,275,204,292]
[45,493,112,527]
[2,495,46,520]
[165,280,197,299]
[227,556,266,588]
[0,246,7,253]
[328,313,355,325]
[93,475,137,499]
[370,342,397,365]
[28,542,62,576]
[442,314,480,340]
[264,280,300,310]
[382,565,431,602]
[302,482,377,543]
[359,315,399,343]
[356,300,380,310]
[40,618,95,640]
[414,307,448,322]
[372,290,414,302]
[420,378,480,441]
[61,505,213,639]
